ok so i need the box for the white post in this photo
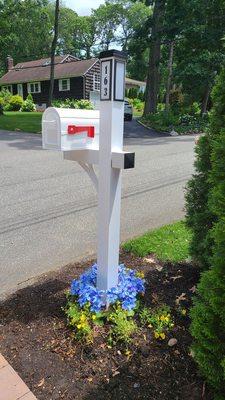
[97,50,126,291]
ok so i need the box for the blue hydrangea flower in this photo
[70,264,145,311]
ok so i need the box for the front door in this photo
[17,84,23,99]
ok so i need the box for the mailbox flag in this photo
[67,125,95,138]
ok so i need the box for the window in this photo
[2,85,12,93]
[59,79,70,91]
[28,82,41,93]
[17,84,23,99]
[93,74,100,91]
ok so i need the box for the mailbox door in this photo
[60,116,99,151]
[42,109,61,150]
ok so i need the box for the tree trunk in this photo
[86,46,91,59]
[48,0,60,107]
[165,41,174,111]
[201,85,211,115]
[144,0,166,116]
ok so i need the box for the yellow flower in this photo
[136,271,145,279]
[160,332,166,340]
[154,331,160,339]
[80,314,86,322]
[164,316,169,323]
[92,315,96,321]
[160,315,165,321]
[181,309,187,316]
[148,324,153,328]
[77,324,82,329]
[125,350,132,358]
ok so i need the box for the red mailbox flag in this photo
[67,125,95,138]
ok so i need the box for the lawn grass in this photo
[0,111,42,133]
[123,221,191,262]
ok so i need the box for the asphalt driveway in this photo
[0,120,196,297]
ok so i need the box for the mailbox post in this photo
[97,50,126,291]
[42,49,135,298]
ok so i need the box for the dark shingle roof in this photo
[0,56,98,85]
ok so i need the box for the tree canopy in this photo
[1,0,225,113]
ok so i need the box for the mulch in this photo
[0,250,213,400]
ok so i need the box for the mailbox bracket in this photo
[63,149,135,192]
[63,149,135,169]
[78,162,98,192]
[63,149,99,164]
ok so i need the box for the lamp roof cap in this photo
[99,49,127,60]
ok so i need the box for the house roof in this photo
[125,77,146,87]
[0,55,98,85]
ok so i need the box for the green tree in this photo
[185,134,215,268]
[185,66,225,268]
[144,0,166,115]
[108,0,151,51]
[92,2,122,50]
[57,7,79,55]
[76,16,97,58]
[0,0,52,71]
[190,69,225,399]
[173,0,225,113]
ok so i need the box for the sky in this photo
[65,0,105,15]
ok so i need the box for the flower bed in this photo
[66,264,145,344]
[70,264,145,312]
[0,252,213,400]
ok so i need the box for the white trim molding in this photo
[2,85,13,93]
[59,78,70,91]
[17,83,23,99]
[93,73,100,91]
[27,82,41,93]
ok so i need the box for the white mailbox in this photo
[42,107,100,151]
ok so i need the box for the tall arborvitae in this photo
[185,134,215,268]
[190,69,225,399]
[185,69,225,269]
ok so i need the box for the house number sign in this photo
[100,60,112,101]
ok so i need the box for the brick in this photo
[0,354,8,369]
[18,392,37,400]
[0,364,30,400]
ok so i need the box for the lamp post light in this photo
[97,50,127,291]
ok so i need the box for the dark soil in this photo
[0,251,213,400]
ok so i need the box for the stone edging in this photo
[136,119,177,136]
[0,353,37,399]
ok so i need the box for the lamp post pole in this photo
[97,50,127,291]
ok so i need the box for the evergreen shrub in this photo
[0,89,12,108]
[0,98,4,115]
[6,94,23,111]
[190,69,225,399]
[185,69,225,267]
[21,94,36,112]
[185,134,215,268]
[52,98,93,109]
[127,87,138,98]
[191,131,225,399]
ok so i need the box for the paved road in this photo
[0,121,196,297]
